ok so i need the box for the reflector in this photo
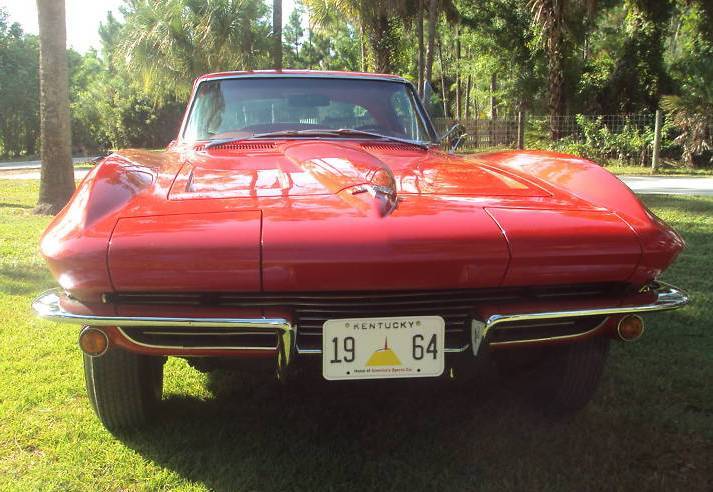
[79,328,108,356]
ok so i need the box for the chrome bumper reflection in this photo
[33,281,688,360]
[32,288,294,375]
[475,282,689,351]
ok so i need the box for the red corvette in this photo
[33,70,688,431]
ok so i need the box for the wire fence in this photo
[433,114,662,165]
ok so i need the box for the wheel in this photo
[83,347,165,432]
[533,337,610,415]
[496,337,610,415]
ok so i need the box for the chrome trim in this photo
[33,289,291,331]
[295,344,470,355]
[32,289,295,371]
[116,327,279,352]
[34,282,687,358]
[487,317,609,348]
[483,282,687,347]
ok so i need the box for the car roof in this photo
[196,69,408,84]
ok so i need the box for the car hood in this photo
[168,140,551,204]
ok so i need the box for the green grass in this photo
[1,181,712,491]
[604,162,713,176]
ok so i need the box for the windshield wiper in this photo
[204,128,429,150]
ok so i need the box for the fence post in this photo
[517,111,526,150]
[651,110,662,173]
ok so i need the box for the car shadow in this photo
[115,363,564,491]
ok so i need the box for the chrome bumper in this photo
[32,288,294,376]
[473,281,689,351]
[32,282,688,357]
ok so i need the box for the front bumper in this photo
[32,282,689,359]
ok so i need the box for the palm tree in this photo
[529,0,596,139]
[529,0,566,139]
[273,0,282,69]
[304,0,410,73]
[119,0,271,97]
[35,0,74,215]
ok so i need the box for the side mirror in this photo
[441,123,467,152]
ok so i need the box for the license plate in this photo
[322,316,445,380]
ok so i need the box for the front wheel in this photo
[83,347,165,432]
[534,337,610,415]
[497,337,610,415]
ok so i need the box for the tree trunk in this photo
[425,0,437,86]
[437,39,448,118]
[360,22,366,72]
[464,73,472,119]
[540,0,566,140]
[368,14,393,73]
[455,26,461,120]
[490,72,498,120]
[272,0,282,70]
[35,0,74,215]
[416,0,424,96]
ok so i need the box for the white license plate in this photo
[322,316,445,380]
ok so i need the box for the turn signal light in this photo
[617,315,645,342]
[79,327,109,356]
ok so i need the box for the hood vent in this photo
[194,142,277,152]
[361,142,426,154]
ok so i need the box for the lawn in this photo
[1,180,712,491]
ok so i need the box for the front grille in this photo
[120,327,277,350]
[107,283,623,353]
[488,315,608,345]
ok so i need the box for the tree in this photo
[529,0,567,139]
[118,0,271,98]
[35,0,74,215]
[283,2,304,67]
[0,9,40,159]
[425,0,438,85]
[305,0,409,73]
[273,0,283,69]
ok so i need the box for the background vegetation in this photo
[1,0,712,167]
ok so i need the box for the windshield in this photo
[183,77,433,144]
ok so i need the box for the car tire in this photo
[83,347,165,432]
[534,337,610,416]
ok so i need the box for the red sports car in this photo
[33,70,688,432]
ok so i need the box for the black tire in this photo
[534,337,610,415]
[83,347,165,432]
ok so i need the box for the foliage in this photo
[659,1,713,167]
[528,114,670,165]
[117,0,272,99]
[0,9,39,158]
[2,0,713,165]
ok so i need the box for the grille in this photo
[488,316,608,345]
[108,284,622,353]
[120,327,277,350]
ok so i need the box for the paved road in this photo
[0,168,91,180]
[0,157,92,171]
[618,175,713,196]
[1,162,713,196]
